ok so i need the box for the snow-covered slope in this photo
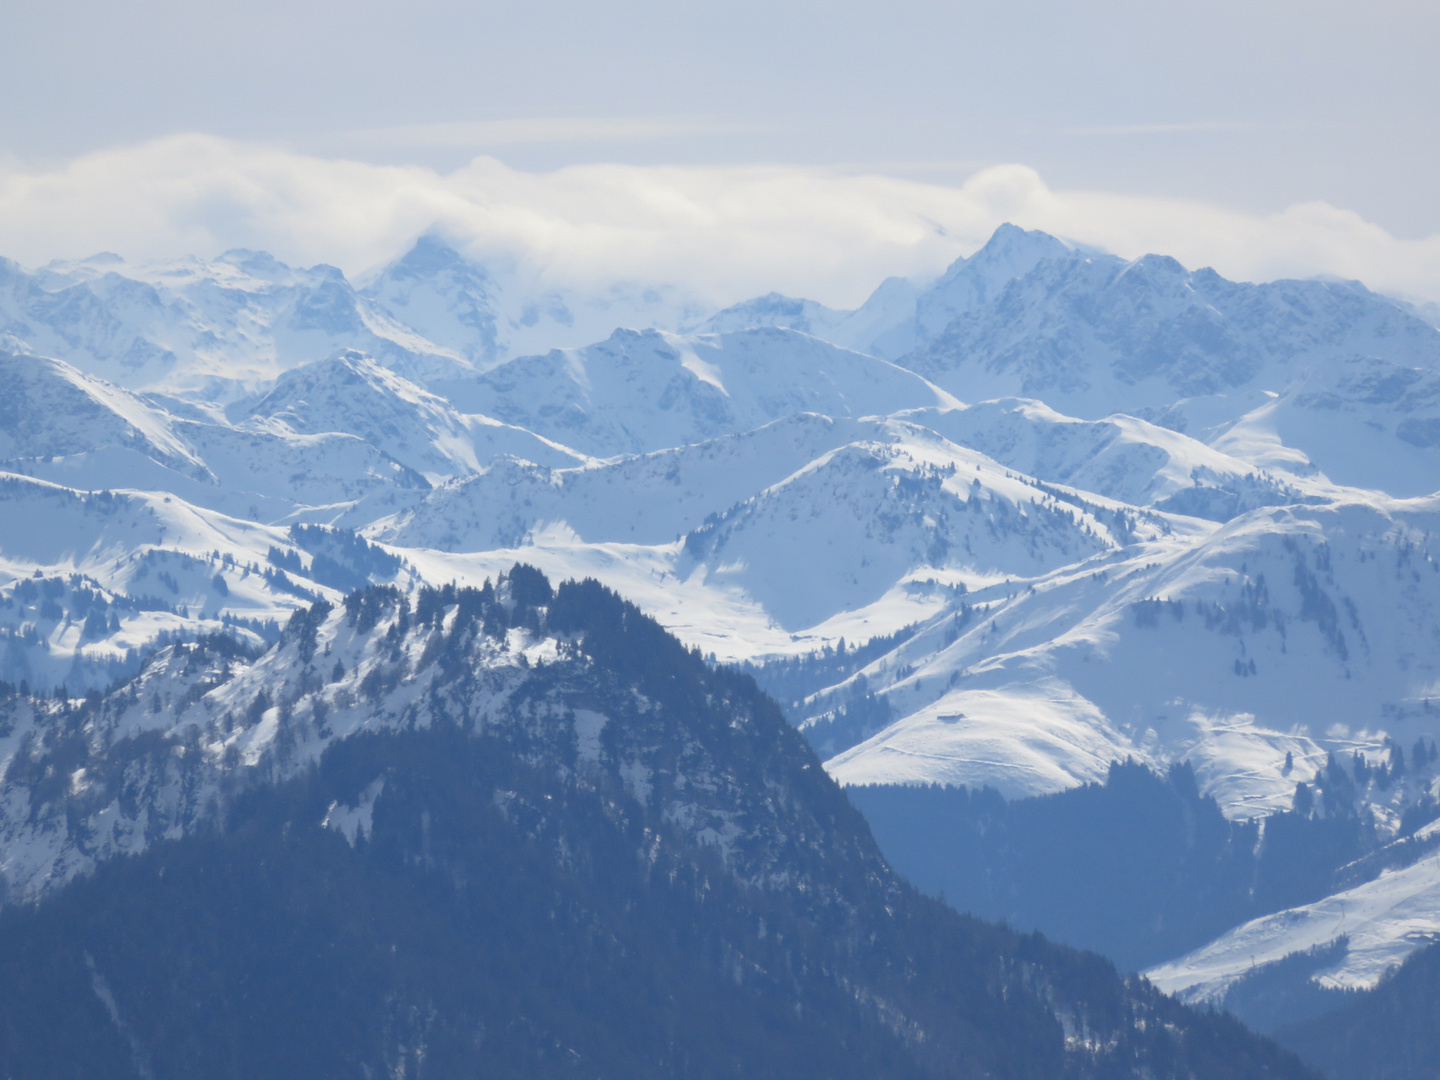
[238,350,587,481]
[1148,824,1440,1000]
[0,350,205,479]
[372,412,1178,633]
[693,224,1067,362]
[378,410,1198,554]
[1,250,469,398]
[694,292,854,340]
[365,395,1439,818]
[0,344,595,528]
[902,399,1307,519]
[0,348,437,523]
[167,420,430,520]
[887,226,1440,421]
[3,238,706,404]
[904,232,1440,494]
[363,234,707,371]
[694,277,923,359]
[5,223,1440,1009]
[446,326,957,457]
[0,472,410,689]
[1211,352,1440,496]
[676,430,1135,632]
[819,494,1440,808]
[709,225,1440,498]
[374,413,883,551]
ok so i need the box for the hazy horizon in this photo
[4,0,1439,305]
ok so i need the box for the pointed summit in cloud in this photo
[382,233,481,281]
[362,234,504,367]
[963,222,1078,279]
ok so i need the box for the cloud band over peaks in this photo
[2,133,1439,308]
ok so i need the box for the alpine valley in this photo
[1,223,1438,1078]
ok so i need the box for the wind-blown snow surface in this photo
[3,222,1440,988]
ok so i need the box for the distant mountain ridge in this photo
[2,223,1440,1077]
[0,236,706,400]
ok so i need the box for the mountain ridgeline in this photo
[0,571,1312,1080]
[6,224,1440,1078]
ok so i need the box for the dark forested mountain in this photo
[1271,941,1440,1080]
[850,760,1385,974]
[0,571,1313,1080]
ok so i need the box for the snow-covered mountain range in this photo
[0,573,1312,1080]
[2,222,1439,1055]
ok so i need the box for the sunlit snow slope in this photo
[3,221,1440,999]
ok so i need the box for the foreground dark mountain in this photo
[0,571,1312,1079]
[850,760,1386,974]
[1271,941,1440,1080]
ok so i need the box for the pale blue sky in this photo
[3,0,1437,236]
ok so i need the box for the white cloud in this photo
[3,133,1440,309]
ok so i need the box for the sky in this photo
[2,0,1438,307]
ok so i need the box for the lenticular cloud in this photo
[2,132,1440,306]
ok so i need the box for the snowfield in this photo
[2,223,1439,991]
[1149,823,1440,997]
